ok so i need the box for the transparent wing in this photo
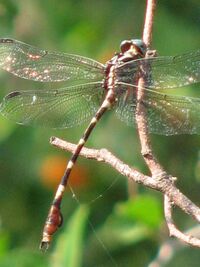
[0,39,104,83]
[0,82,104,128]
[115,83,200,135]
[118,50,200,89]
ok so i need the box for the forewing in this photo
[115,83,200,135]
[0,39,104,83]
[0,82,104,128]
[119,50,200,89]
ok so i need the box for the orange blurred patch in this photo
[40,155,89,190]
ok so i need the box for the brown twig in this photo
[143,0,156,47]
[50,136,200,248]
[136,0,165,177]
[134,0,200,249]
[136,0,200,248]
[164,195,200,247]
[148,225,200,267]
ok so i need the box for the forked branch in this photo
[136,0,200,248]
[51,137,200,248]
[50,0,200,250]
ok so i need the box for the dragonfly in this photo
[1,38,200,250]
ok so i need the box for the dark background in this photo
[0,0,200,266]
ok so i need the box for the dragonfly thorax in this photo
[103,39,146,94]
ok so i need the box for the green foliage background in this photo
[0,0,200,266]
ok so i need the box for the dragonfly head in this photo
[120,39,146,57]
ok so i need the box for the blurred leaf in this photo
[116,194,163,229]
[0,0,18,35]
[0,249,47,267]
[51,205,89,267]
[95,221,151,251]
[0,230,10,259]
[87,194,162,252]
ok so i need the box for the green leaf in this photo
[87,194,162,251]
[116,194,163,229]
[51,205,89,267]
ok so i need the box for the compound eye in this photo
[131,39,146,54]
[120,40,132,53]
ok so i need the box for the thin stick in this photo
[148,225,200,267]
[143,0,156,46]
[136,0,165,177]
[164,195,200,247]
